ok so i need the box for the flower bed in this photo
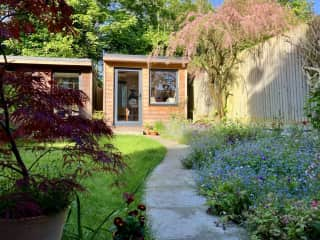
[186,124,320,239]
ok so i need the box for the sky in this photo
[210,0,320,15]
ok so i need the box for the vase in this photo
[0,210,67,240]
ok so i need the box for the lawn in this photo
[20,135,166,239]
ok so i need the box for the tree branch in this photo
[0,13,16,23]
[0,43,7,66]
[0,162,23,175]
[0,44,29,182]
[0,120,6,132]
[28,148,54,171]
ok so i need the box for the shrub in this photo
[93,111,104,120]
[301,16,320,130]
[183,122,264,169]
[112,193,146,240]
[204,180,251,223]
[0,0,123,220]
[190,125,320,238]
[247,197,320,240]
[197,132,320,202]
[155,115,195,144]
[153,121,166,133]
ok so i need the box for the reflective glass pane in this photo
[150,70,177,104]
[117,70,139,122]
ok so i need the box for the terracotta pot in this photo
[143,128,151,135]
[149,130,159,136]
[0,210,67,240]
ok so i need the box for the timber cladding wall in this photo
[79,71,93,118]
[103,60,187,126]
[0,56,94,118]
[193,25,309,123]
[6,64,93,118]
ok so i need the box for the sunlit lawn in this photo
[20,135,166,239]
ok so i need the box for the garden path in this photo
[145,137,248,240]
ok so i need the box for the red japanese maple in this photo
[0,1,123,219]
[0,0,73,39]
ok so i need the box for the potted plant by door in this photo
[0,1,123,240]
[143,123,160,136]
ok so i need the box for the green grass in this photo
[19,135,166,239]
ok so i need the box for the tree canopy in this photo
[4,0,212,60]
[3,0,313,61]
[278,0,314,20]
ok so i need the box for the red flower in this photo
[114,217,125,227]
[302,120,308,125]
[123,192,134,205]
[137,204,146,211]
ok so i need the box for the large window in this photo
[150,69,178,105]
[54,72,80,116]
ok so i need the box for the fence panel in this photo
[193,25,310,123]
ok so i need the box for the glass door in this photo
[115,69,141,125]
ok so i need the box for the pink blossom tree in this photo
[167,0,292,119]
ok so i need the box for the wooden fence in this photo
[193,25,309,123]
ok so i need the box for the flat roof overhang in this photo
[103,54,188,66]
[0,56,92,67]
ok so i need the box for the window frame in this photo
[149,69,179,106]
[53,72,81,90]
[53,72,81,117]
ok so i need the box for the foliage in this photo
[182,122,263,169]
[5,29,85,58]
[0,0,73,40]
[0,0,123,219]
[301,16,320,130]
[278,0,313,20]
[0,177,82,219]
[205,180,251,223]
[167,0,291,119]
[153,115,195,144]
[4,0,311,61]
[4,0,203,60]
[4,0,107,59]
[111,193,146,240]
[188,124,320,238]
[93,111,104,120]
[153,121,166,133]
[247,197,320,240]
[63,135,166,239]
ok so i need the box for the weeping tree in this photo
[167,0,291,119]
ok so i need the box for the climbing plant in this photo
[301,16,320,129]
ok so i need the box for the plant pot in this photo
[149,130,159,136]
[0,210,67,240]
[143,128,151,135]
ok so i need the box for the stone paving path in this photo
[145,137,248,240]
